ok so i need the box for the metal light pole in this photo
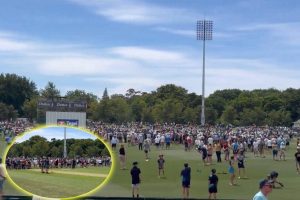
[197,20,213,126]
[63,127,67,158]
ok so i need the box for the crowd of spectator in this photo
[5,156,111,170]
[0,119,33,143]
[87,121,299,153]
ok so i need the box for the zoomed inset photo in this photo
[4,126,113,199]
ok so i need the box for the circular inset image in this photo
[3,126,114,199]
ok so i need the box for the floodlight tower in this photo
[197,20,213,126]
[64,127,67,158]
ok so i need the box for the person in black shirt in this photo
[131,161,141,198]
[180,163,191,199]
[295,147,300,174]
[208,169,218,200]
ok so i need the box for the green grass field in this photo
[1,139,300,199]
[6,166,109,198]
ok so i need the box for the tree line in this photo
[8,135,109,158]
[1,73,300,126]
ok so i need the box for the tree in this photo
[22,96,38,121]
[40,82,60,100]
[130,97,147,122]
[221,106,238,125]
[0,73,37,115]
[108,96,132,123]
[125,88,141,99]
[155,84,188,102]
[182,107,198,124]
[0,103,17,120]
[65,90,98,102]
[102,88,109,100]
[65,89,98,118]
[49,146,61,157]
[86,146,100,157]
[31,141,50,157]
[239,108,266,126]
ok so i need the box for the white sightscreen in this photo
[46,111,86,128]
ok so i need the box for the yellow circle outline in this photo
[2,124,116,200]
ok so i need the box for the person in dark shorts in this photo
[157,154,165,178]
[180,163,191,199]
[272,146,278,161]
[199,146,208,166]
[208,169,218,200]
[44,157,50,174]
[131,161,141,198]
[295,146,300,174]
[237,152,247,179]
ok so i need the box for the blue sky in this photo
[16,127,97,142]
[0,0,299,97]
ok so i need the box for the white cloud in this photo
[0,29,299,97]
[110,46,188,63]
[0,37,36,52]
[36,56,139,76]
[154,27,194,37]
[70,0,196,25]
[235,22,300,45]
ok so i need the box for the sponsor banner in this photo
[38,101,87,110]
[57,119,79,127]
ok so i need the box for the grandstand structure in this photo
[37,98,87,128]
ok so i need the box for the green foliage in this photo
[0,73,37,115]
[0,102,17,120]
[102,88,109,100]
[1,73,300,126]
[40,82,60,100]
[8,136,107,158]
[22,96,38,121]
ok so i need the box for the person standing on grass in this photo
[237,152,247,179]
[272,145,278,161]
[111,136,118,151]
[295,146,300,174]
[208,169,218,200]
[228,156,236,186]
[279,140,286,161]
[0,158,6,198]
[180,163,191,199]
[131,161,141,198]
[207,144,213,165]
[143,138,151,161]
[157,154,165,178]
[252,179,273,200]
[119,144,126,170]
[223,141,230,161]
[215,142,222,163]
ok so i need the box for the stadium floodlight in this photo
[197,20,213,126]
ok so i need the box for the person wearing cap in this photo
[130,161,141,198]
[180,163,191,199]
[0,158,6,197]
[208,169,218,200]
[252,179,273,200]
[295,146,300,174]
